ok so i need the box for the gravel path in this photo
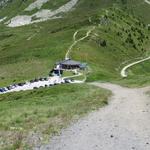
[120,56,150,77]
[35,82,150,150]
[65,27,95,60]
[145,0,150,5]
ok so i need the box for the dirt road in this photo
[121,56,150,77]
[36,82,150,150]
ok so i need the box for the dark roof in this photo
[56,59,81,66]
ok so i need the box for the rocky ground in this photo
[7,0,79,27]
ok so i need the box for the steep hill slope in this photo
[0,0,115,86]
[0,0,149,86]
[0,0,115,27]
[0,0,150,149]
[125,0,150,24]
[71,7,150,85]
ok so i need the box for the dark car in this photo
[44,77,48,81]
[0,88,4,92]
[33,87,38,89]
[34,79,39,82]
[30,80,35,83]
[64,79,70,83]
[18,83,25,86]
[0,88,6,92]
[6,86,12,90]
[39,78,44,81]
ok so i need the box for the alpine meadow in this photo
[0,0,150,149]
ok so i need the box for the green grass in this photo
[116,60,150,87]
[0,0,112,86]
[62,70,74,77]
[42,0,70,10]
[0,6,150,87]
[0,84,111,149]
[71,8,150,86]
[0,0,150,149]
[126,0,150,24]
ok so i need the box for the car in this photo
[0,88,4,92]
[64,79,71,83]
[18,83,25,86]
[44,77,48,81]
[39,78,44,81]
[6,86,12,90]
[34,79,39,82]
[30,80,35,83]
[0,88,7,92]
[11,84,18,89]
[61,80,65,84]
[33,87,38,89]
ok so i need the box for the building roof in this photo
[56,59,81,66]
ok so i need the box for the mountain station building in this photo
[56,59,86,70]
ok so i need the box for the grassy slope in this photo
[0,0,150,87]
[0,0,149,149]
[116,0,150,86]
[126,0,150,24]
[0,1,113,149]
[72,7,150,86]
[119,60,150,87]
[0,0,116,86]
[0,84,111,149]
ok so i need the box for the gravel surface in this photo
[0,17,7,22]
[35,82,150,150]
[145,0,150,5]
[121,56,150,77]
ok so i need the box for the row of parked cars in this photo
[0,77,74,94]
[0,77,50,93]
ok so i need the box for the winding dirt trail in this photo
[65,27,95,60]
[120,0,150,78]
[36,82,150,150]
[121,56,150,77]
[145,0,150,5]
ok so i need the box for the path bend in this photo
[121,56,150,77]
[35,82,150,150]
[65,27,95,60]
[145,0,150,5]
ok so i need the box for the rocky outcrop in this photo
[7,0,79,27]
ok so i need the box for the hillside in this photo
[0,0,150,86]
[0,0,150,149]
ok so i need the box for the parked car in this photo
[33,87,38,89]
[44,77,48,81]
[34,79,39,82]
[30,80,35,83]
[39,78,44,81]
[64,79,71,83]
[0,88,4,92]
[0,88,7,92]
[6,86,12,90]
[18,83,25,86]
